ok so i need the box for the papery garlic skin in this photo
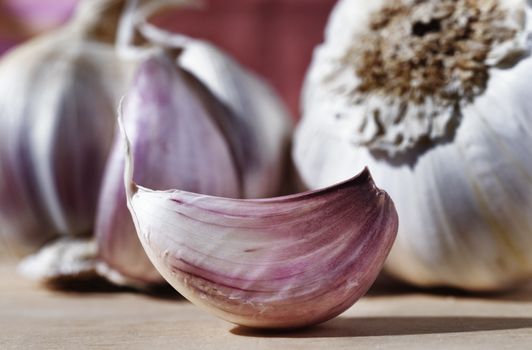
[294,0,532,291]
[0,0,131,264]
[178,41,293,198]
[96,46,292,285]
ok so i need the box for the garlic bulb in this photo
[120,113,398,328]
[0,7,28,56]
[294,0,532,291]
[95,36,292,284]
[0,0,131,273]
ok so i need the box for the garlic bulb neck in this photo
[322,0,529,156]
[116,0,198,60]
[71,0,128,43]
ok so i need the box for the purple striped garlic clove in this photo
[120,114,398,329]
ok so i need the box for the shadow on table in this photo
[47,276,184,301]
[367,272,532,303]
[230,316,532,338]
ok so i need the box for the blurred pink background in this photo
[0,0,336,117]
[0,0,76,52]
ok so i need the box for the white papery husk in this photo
[294,0,532,291]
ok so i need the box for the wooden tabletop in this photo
[1,262,531,349]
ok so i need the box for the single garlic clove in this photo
[95,52,245,285]
[120,115,398,329]
[128,172,397,329]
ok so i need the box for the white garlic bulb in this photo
[0,0,131,276]
[294,0,532,291]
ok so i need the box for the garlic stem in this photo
[116,0,198,60]
[71,0,128,42]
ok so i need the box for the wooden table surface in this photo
[1,262,531,350]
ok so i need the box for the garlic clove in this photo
[120,113,398,329]
[120,0,294,198]
[95,51,243,285]
[0,35,128,256]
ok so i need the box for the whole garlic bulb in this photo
[0,0,131,265]
[294,0,532,291]
[95,17,293,285]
